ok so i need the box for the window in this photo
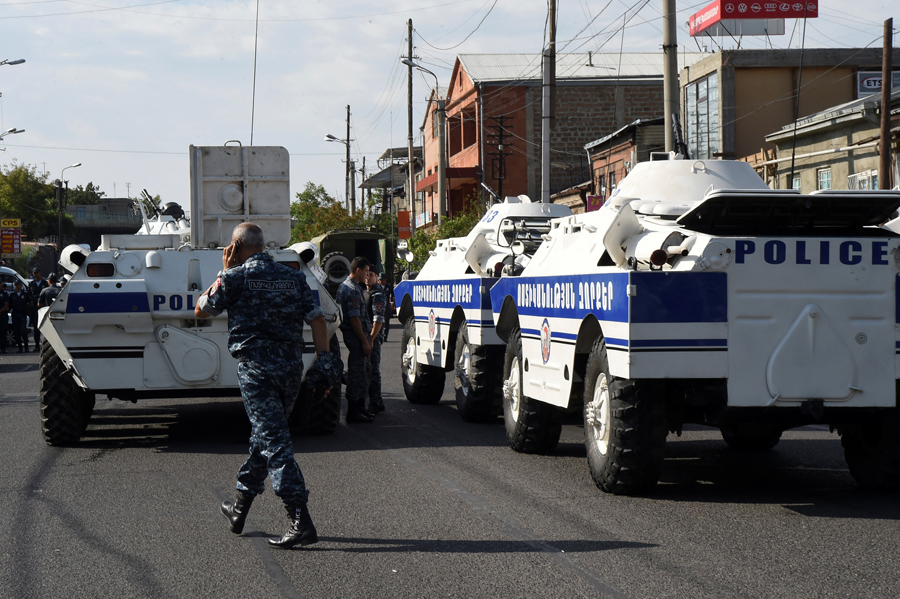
[848,170,878,190]
[685,72,719,160]
[817,168,831,190]
[792,175,801,191]
[432,110,439,140]
[608,171,616,191]
[76,206,86,219]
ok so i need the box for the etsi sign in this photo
[856,71,900,96]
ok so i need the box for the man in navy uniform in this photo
[9,280,30,353]
[195,222,331,549]
[27,268,48,351]
[0,283,9,354]
[364,270,387,414]
[335,256,374,423]
[38,273,62,308]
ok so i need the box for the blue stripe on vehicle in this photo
[631,338,727,347]
[490,273,629,322]
[67,292,150,314]
[630,272,727,323]
[395,278,496,311]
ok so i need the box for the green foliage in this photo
[66,182,106,206]
[0,162,62,240]
[290,182,366,243]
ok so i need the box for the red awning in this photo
[416,167,481,193]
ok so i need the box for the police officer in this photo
[9,280,30,353]
[364,270,387,414]
[38,273,61,308]
[27,268,49,351]
[0,283,9,354]
[195,222,331,550]
[336,256,374,423]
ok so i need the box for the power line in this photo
[414,0,498,52]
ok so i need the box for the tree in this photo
[290,182,366,243]
[65,182,106,206]
[0,162,60,240]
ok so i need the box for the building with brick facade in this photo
[415,52,705,228]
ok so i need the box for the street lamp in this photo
[325,128,356,215]
[0,59,25,66]
[401,58,446,226]
[57,162,82,265]
[0,128,24,150]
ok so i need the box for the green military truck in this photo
[311,229,390,296]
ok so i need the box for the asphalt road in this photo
[1,333,899,599]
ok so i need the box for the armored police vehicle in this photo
[394,196,571,420]
[38,145,342,445]
[489,156,900,494]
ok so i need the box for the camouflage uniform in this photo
[202,252,324,506]
[27,277,48,349]
[365,282,388,412]
[336,276,371,416]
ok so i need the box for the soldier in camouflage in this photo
[195,222,331,550]
[336,256,374,423]
[364,270,387,414]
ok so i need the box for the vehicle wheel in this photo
[502,326,561,454]
[454,321,499,422]
[401,317,445,404]
[321,252,351,286]
[583,337,667,495]
[292,335,342,435]
[720,425,782,451]
[40,340,93,445]
[841,415,900,489]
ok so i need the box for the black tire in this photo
[454,321,500,422]
[292,335,342,435]
[841,415,900,489]
[583,337,667,495]
[720,425,782,451]
[502,326,561,453]
[321,252,351,286]
[401,317,445,404]
[40,340,93,445]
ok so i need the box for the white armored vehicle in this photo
[38,145,342,445]
[490,156,900,494]
[394,197,572,420]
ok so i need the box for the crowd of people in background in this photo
[0,266,67,354]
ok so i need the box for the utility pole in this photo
[487,116,513,199]
[350,160,357,217]
[662,0,679,153]
[437,96,447,226]
[541,0,556,203]
[406,19,416,233]
[880,18,893,190]
[346,105,353,215]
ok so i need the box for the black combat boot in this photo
[220,491,254,534]
[268,502,318,549]
[346,399,373,423]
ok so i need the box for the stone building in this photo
[416,52,704,226]
[764,87,900,193]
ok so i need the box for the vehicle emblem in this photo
[540,318,551,364]
[428,309,437,340]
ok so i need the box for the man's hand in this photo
[222,242,239,271]
[363,339,372,356]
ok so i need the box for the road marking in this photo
[344,423,632,599]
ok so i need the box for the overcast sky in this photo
[0,0,895,210]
